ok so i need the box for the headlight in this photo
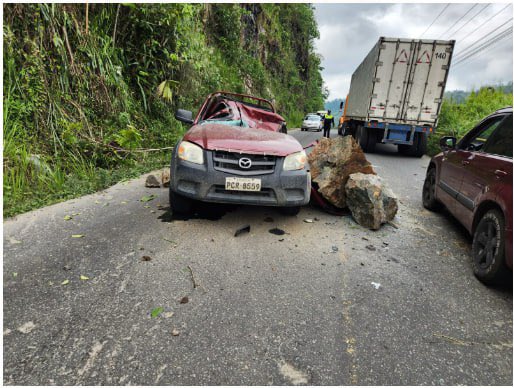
[283,150,307,171]
[178,141,204,164]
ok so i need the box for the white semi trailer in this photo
[339,37,455,156]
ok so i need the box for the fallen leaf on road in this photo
[61,279,70,285]
[163,312,174,319]
[12,272,17,278]
[48,281,54,286]
[121,201,127,204]
[151,307,164,318]
[72,212,81,216]
[269,228,286,236]
[17,321,36,334]
[180,296,189,304]
[141,255,152,261]
[64,215,73,221]
[80,275,90,281]
[95,200,101,204]
[234,225,250,237]
[144,205,150,209]
[140,194,157,202]
[71,234,85,238]
[171,329,180,336]
[8,237,21,244]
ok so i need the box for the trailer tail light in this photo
[370,106,376,110]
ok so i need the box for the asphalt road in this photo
[4,129,512,385]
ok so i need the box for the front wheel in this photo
[280,206,301,216]
[472,209,507,285]
[422,167,442,211]
[169,189,193,215]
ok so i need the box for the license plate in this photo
[225,177,261,191]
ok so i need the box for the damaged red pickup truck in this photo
[170,92,311,215]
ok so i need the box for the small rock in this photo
[17,321,36,334]
[141,255,152,261]
[163,312,174,319]
[331,246,338,252]
[145,174,160,188]
[360,262,365,266]
[63,264,72,271]
[171,329,180,336]
[366,245,376,251]
[371,282,381,290]
[278,239,284,242]
[303,218,314,223]
[180,296,189,304]
[161,170,170,187]
[362,237,369,241]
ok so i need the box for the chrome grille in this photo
[212,151,276,176]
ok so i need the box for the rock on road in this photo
[3,129,512,385]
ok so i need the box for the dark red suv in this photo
[422,107,512,285]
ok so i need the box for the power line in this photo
[458,3,511,44]
[420,4,450,38]
[453,18,513,61]
[450,3,490,38]
[452,27,513,66]
[452,33,512,69]
[437,4,478,39]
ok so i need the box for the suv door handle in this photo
[495,169,507,178]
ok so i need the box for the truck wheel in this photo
[398,133,427,157]
[169,189,193,215]
[280,206,301,216]
[414,132,428,157]
[366,130,377,153]
[422,167,442,211]
[472,209,507,285]
[356,125,369,151]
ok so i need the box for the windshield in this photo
[199,119,249,128]
[306,115,320,121]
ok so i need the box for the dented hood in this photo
[183,123,303,156]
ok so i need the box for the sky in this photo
[313,2,513,100]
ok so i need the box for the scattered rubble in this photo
[308,136,375,209]
[269,228,286,236]
[345,173,398,230]
[234,225,251,237]
[145,174,160,188]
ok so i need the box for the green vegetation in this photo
[3,4,325,217]
[428,86,513,156]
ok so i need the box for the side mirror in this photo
[440,136,456,150]
[175,109,194,124]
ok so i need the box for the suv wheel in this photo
[472,209,507,285]
[422,167,442,211]
[169,189,193,215]
[280,206,300,216]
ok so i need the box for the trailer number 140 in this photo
[435,52,447,60]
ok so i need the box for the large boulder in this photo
[308,136,375,208]
[345,173,398,230]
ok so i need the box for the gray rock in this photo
[145,174,160,188]
[345,173,398,230]
[161,170,170,187]
[307,136,375,208]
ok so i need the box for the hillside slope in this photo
[3,4,326,217]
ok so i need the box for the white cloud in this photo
[314,3,513,100]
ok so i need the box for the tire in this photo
[366,129,377,153]
[398,132,427,157]
[280,206,301,216]
[356,125,369,151]
[280,124,288,134]
[422,167,442,211]
[169,189,193,215]
[472,209,507,285]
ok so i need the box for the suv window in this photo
[482,114,513,158]
[461,115,504,151]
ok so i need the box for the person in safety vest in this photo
[323,110,334,138]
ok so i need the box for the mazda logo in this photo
[238,157,252,169]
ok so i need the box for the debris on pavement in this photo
[163,312,174,319]
[61,279,70,286]
[171,329,180,336]
[161,170,170,187]
[151,307,164,318]
[180,296,189,304]
[269,228,286,236]
[263,216,274,222]
[234,225,251,237]
[141,255,152,261]
[145,174,161,188]
[17,321,36,334]
[331,246,339,253]
[307,136,375,209]
[187,265,199,288]
[345,173,398,230]
[303,218,314,223]
[63,215,72,221]
[80,275,90,281]
[366,245,376,251]
[71,234,85,238]
[140,194,157,202]
[371,282,381,289]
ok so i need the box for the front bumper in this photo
[170,149,311,207]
